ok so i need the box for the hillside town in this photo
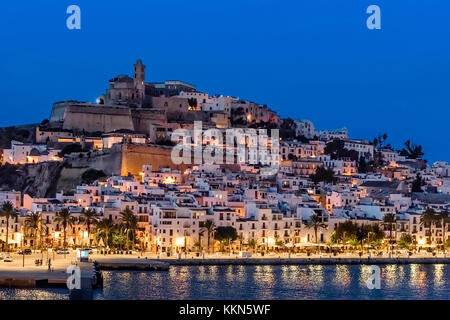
[0,60,449,257]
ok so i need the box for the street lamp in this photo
[184,230,188,257]
[21,226,25,268]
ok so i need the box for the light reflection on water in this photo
[0,264,447,300]
[334,265,351,288]
[0,288,69,300]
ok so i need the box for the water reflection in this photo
[434,264,444,287]
[0,288,68,300]
[1,264,448,300]
[252,265,275,299]
[409,264,426,289]
[307,265,324,287]
[385,265,397,288]
[334,265,350,288]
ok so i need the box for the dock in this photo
[93,257,169,271]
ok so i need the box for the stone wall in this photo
[62,105,134,133]
[121,143,190,177]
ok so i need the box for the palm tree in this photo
[25,212,44,250]
[420,208,437,245]
[120,208,138,250]
[306,214,327,253]
[111,223,127,250]
[248,238,257,253]
[197,229,204,252]
[383,213,396,252]
[0,201,17,252]
[80,209,98,247]
[54,209,73,255]
[201,220,216,254]
[438,210,449,251]
[96,219,115,249]
[400,140,424,159]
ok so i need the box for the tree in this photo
[96,219,114,249]
[400,140,424,159]
[373,133,388,150]
[120,208,138,250]
[111,224,127,249]
[358,157,369,173]
[411,173,424,193]
[310,166,337,184]
[355,224,384,252]
[214,226,238,253]
[445,238,450,250]
[197,229,204,252]
[438,210,449,250]
[324,139,359,161]
[80,209,98,247]
[365,224,384,250]
[383,213,396,251]
[248,238,257,252]
[0,201,17,252]
[333,221,384,253]
[81,169,106,185]
[275,240,285,248]
[398,234,413,250]
[279,118,296,140]
[306,214,327,253]
[420,208,437,245]
[24,212,43,250]
[54,209,73,254]
[334,221,359,245]
[201,220,216,253]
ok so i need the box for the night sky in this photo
[1,0,449,162]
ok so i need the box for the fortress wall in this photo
[131,109,167,134]
[62,106,134,132]
[50,102,71,122]
[121,143,190,177]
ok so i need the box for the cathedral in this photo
[98,60,196,108]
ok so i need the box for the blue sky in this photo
[0,0,449,162]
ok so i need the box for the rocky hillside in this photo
[0,162,64,197]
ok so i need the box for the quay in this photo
[93,257,169,271]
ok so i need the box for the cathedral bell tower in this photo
[134,59,146,106]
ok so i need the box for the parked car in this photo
[18,249,32,255]
[3,255,13,262]
[56,249,70,255]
